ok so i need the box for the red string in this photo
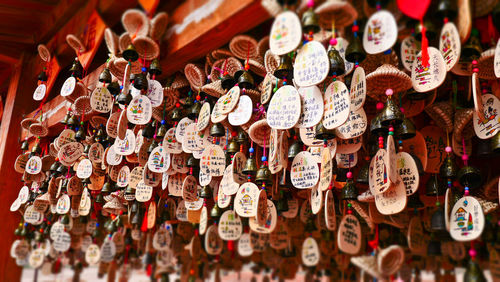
[420,20,429,67]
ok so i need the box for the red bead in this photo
[351,25,359,32]
[473,68,479,73]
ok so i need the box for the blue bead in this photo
[120,85,123,90]
[261,156,267,162]
[96,223,99,227]
[283,81,287,85]
[141,67,147,72]
[249,148,255,153]
[161,120,166,125]
[383,49,392,55]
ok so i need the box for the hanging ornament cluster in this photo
[9,0,500,280]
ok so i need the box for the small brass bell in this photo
[221,74,236,90]
[426,175,444,196]
[60,214,71,225]
[370,113,389,135]
[407,193,425,209]
[133,72,148,91]
[67,114,79,127]
[242,156,258,176]
[491,131,500,153]
[56,164,67,175]
[414,19,437,42]
[187,102,201,120]
[430,206,447,232]
[123,44,139,62]
[95,193,105,204]
[356,163,369,185]
[199,185,212,199]
[210,203,222,219]
[237,129,248,144]
[38,70,48,82]
[274,55,293,80]
[30,143,41,155]
[394,118,416,140]
[439,155,458,179]
[69,58,83,78]
[380,97,404,126]
[301,9,320,34]
[341,180,358,200]
[147,140,159,154]
[142,122,155,139]
[462,29,482,61]
[75,126,86,141]
[60,112,71,125]
[131,210,141,225]
[237,70,255,90]
[288,135,303,160]
[457,165,481,190]
[101,182,112,194]
[184,95,194,109]
[276,191,289,213]
[209,123,225,137]
[227,140,240,155]
[148,58,162,76]
[435,0,457,21]
[117,90,133,105]
[345,36,366,63]
[255,165,273,187]
[49,161,59,172]
[170,107,183,122]
[463,260,487,282]
[99,68,112,84]
[327,46,345,76]
[20,140,29,151]
[186,155,199,168]
[315,120,336,140]
[157,122,167,139]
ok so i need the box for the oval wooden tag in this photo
[407,217,427,255]
[231,152,247,184]
[218,210,242,240]
[401,36,420,72]
[200,144,225,177]
[337,136,361,154]
[210,98,227,124]
[220,85,241,114]
[269,218,288,250]
[114,129,136,156]
[106,112,120,138]
[337,214,362,254]
[369,149,389,194]
[25,156,42,175]
[199,206,208,235]
[33,84,46,101]
[269,11,302,55]
[261,73,274,105]
[163,127,183,154]
[148,146,170,173]
[401,130,428,170]
[495,38,500,78]
[127,95,152,125]
[282,198,299,218]
[116,165,130,188]
[473,93,500,139]
[319,147,333,191]
[411,47,447,92]
[336,152,357,168]
[249,199,277,234]
[175,117,193,144]
[181,175,198,202]
[396,152,419,195]
[421,126,446,173]
[237,233,254,257]
[350,67,366,111]
[53,232,71,252]
[297,86,324,128]
[197,102,211,131]
[60,77,76,97]
[363,10,398,54]
[291,151,319,189]
[58,142,83,166]
[450,196,484,242]
[90,87,113,113]
[334,107,367,139]
[324,190,336,231]
[302,237,320,266]
[76,158,93,179]
[385,134,399,184]
[267,85,301,129]
[310,185,323,214]
[100,240,116,263]
[135,180,153,202]
[294,41,329,87]
[88,143,104,164]
[220,165,239,195]
[205,225,223,255]
[217,183,231,208]
[29,248,45,268]
[374,180,407,215]
[439,22,461,71]
[336,37,354,75]
[147,80,163,107]
[228,95,253,126]
[323,81,351,129]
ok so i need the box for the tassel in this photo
[141,209,148,232]
[420,19,429,67]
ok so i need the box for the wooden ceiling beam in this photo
[158,0,272,77]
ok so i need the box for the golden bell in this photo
[199,185,212,199]
[345,36,366,63]
[60,112,71,125]
[156,123,167,139]
[209,123,225,137]
[439,155,458,179]
[414,19,437,42]
[142,122,155,138]
[95,193,105,204]
[341,180,358,200]
[221,74,236,90]
[123,44,139,62]
[435,0,457,21]
[370,113,389,135]
[301,8,320,34]
[117,90,132,105]
[426,175,444,196]
[149,58,162,76]
[457,165,481,189]
[288,138,302,160]
[394,118,416,140]
[210,202,222,219]
[242,156,258,176]
[147,140,159,154]
[276,191,289,213]
[170,107,183,122]
[461,29,482,61]
[99,68,112,84]
[255,165,273,187]
[237,129,248,144]
[380,98,404,126]
[75,126,86,141]
[475,138,492,158]
[101,182,112,194]
[274,55,293,80]
[38,70,48,82]
[327,46,345,76]
[315,120,336,140]
[464,260,487,282]
[490,131,500,153]
[187,102,201,120]
[69,58,83,78]
[227,139,240,154]
[237,70,255,90]
[184,95,194,108]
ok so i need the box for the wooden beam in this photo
[0,54,27,282]
[159,0,272,77]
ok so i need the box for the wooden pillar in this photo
[0,54,34,282]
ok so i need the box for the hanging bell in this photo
[430,206,447,232]
[38,70,48,82]
[345,36,366,63]
[186,155,199,168]
[315,120,336,140]
[221,74,236,90]
[242,156,258,176]
[101,182,112,194]
[463,260,487,282]
[187,102,202,120]
[67,114,79,127]
[288,136,303,160]
[461,29,482,61]
[327,46,345,76]
[407,193,425,209]
[170,107,183,122]
[457,165,482,190]
[274,55,293,80]
[117,90,133,105]
[237,129,248,144]
[276,191,289,213]
[20,140,29,151]
[199,185,212,199]
[370,113,388,135]
[426,175,444,196]
[237,70,255,90]
[439,155,458,179]
[95,193,105,204]
[414,19,437,42]
[148,58,162,76]
[147,140,159,154]
[142,122,155,139]
[380,98,405,126]
[394,118,416,140]
[99,68,112,84]
[475,138,492,158]
[107,81,120,96]
[75,126,86,142]
[491,131,500,153]
[69,58,83,78]
[411,153,424,175]
[341,180,358,200]
[210,202,222,219]
[122,44,139,62]
[56,164,67,175]
[156,122,167,139]
[255,165,273,187]
[184,95,194,109]
[435,0,458,21]
[209,123,225,137]
[60,112,71,125]
[301,9,320,34]
[133,72,148,91]
[356,163,369,185]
